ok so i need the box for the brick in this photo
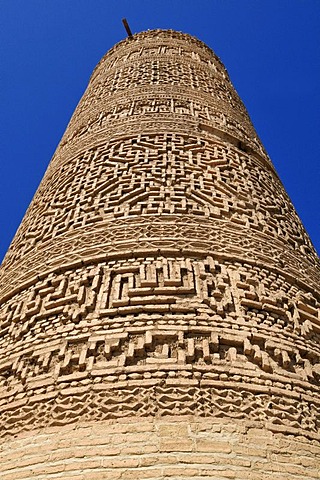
[64,459,102,471]
[85,472,121,480]
[119,468,163,479]
[233,445,268,458]
[102,457,140,469]
[121,444,158,455]
[160,440,193,452]
[1,471,33,480]
[32,462,66,475]
[139,454,178,467]
[157,423,189,437]
[198,469,236,479]
[162,466,199,476]
[196,439,232,454]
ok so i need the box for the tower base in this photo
[1,416,318,479]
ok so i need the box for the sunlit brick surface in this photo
[0,30,319,476]
[0,419,319,480]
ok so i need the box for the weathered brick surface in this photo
[0,418,319,479]
[0,29,319,476]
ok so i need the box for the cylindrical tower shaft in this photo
[0,30,319,479]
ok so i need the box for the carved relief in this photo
[1,133,316,286]
[0,30,319,443]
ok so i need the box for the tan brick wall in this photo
[0,29,319,479]
[0,417,319,479]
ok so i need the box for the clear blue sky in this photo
[0,0,319,262]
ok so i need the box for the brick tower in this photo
[0,30,319,479]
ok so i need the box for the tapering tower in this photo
[0,30,319,478]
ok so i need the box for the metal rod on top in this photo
[122,18,133,38]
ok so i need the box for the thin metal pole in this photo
[122,18,133,38]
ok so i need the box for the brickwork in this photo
[0,30,319,475]
[0,418,319,479]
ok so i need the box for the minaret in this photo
[0,30,319,478]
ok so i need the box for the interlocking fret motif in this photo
[1,134,316,286]
[0,257,319,390]
[0,30,319,442]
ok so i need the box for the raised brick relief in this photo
[0,29,319,477]
[0,253,319,439]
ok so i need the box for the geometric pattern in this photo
[0,30,319,447]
